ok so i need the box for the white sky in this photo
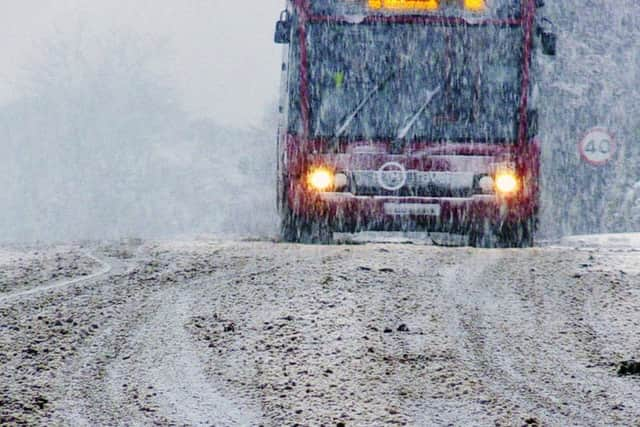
[0,0,285,127]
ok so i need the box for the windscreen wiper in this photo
[396,86,441,140]
[335,61,408,139]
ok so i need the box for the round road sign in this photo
[579,128,617,166]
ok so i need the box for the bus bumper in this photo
[288,191,535,233]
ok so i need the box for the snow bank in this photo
[561,233,640,250]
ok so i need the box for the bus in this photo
[274,0,556,247]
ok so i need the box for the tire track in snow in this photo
[121,251,335,426]
[104,258,304,426]
[436,249,640,425]
[116,285,259,426]
[0,252,112,305]
[437,250,581,424]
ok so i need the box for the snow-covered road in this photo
[1,237,639,426]
[0,252,112,305]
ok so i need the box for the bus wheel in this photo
[469,218,500,248]
[501,217,535,248]
[280,207,333,245]
[469,217,535,249]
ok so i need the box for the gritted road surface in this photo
[1,238,639,426]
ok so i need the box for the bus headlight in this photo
[495,171,519,195]
[307,168,334,192]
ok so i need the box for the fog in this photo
[1,0,284,242]
[0,0,284,127]
[0,1,639,243]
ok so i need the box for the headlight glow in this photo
[307,168,334,192]
[495,171,519,195]
[464,0,486,12]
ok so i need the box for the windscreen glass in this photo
[307,23,523,141]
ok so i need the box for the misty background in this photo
[0,0,283,242]
[0,0,639,243]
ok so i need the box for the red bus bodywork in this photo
[277,0,543,243]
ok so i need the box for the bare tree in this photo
[1,28,186,241]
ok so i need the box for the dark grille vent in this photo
[349,171,477,198]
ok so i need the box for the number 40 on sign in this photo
[579,128,617,166]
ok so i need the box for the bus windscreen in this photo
[307,23,524,141]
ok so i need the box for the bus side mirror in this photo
[527,110,539,139]
[540,32,557,56]
[537,18,557,56]
[274,10,291,44]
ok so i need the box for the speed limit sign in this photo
[579,128,617,166]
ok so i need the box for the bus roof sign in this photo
[368,0,440,11]
[310,0,520,18]
[368,0,486,12]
